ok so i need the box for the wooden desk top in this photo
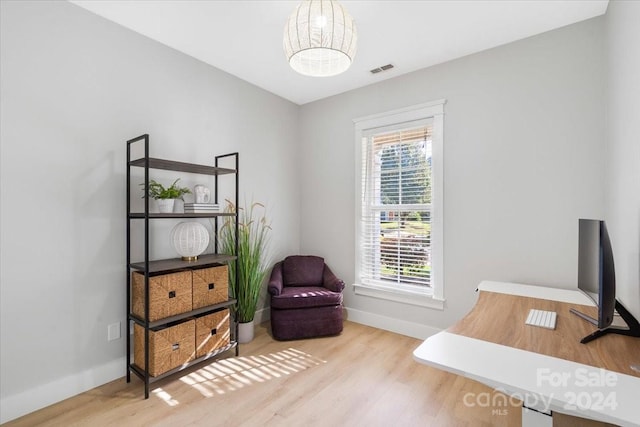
[447,290,640,377]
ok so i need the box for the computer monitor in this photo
[571,219,640,344]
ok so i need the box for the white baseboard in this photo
[254,306,270,324]
[344,306,442,340]
[0,356,125,424]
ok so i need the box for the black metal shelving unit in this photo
[126,134,239,398]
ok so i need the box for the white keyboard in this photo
[525,309,557,329]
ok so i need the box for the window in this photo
[354,101,444,309]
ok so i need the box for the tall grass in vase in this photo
[219,200,271,337]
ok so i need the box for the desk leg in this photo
[522,406,552,427]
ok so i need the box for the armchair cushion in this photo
[271,286,343,310]
[283,255,325,287]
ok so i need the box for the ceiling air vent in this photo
[370,64,395,74]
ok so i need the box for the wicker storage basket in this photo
[195,309,231,358]
[132,271,192,321]
[134,320,195,377]
[192,266,228,309]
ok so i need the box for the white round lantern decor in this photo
[170,222,209,261]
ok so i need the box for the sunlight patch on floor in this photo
[149,348,327,404]
[152,388,179,407]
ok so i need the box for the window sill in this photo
[353,283,445,310]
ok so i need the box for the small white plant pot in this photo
[237,321,255,343]
[157,199,175,213]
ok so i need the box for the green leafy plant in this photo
[140,179,191,200]
[219,200,271,324]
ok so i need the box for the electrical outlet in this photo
[108,322,121,341]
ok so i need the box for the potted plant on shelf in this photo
[140,178,191,213]
[219,200,271,343]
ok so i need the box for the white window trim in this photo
[354,100,445,309]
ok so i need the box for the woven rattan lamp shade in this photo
[284,0,357,77]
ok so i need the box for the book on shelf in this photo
[184,208,220,213]
[184,203,220,209]
[184,202,220,214]
[184,207,219,210]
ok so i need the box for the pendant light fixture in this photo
[283,0,357,77]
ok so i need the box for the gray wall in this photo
[605,0,640,319]
[0,1,300,422]
[299,17,606,332]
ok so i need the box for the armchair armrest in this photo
[268,261,284,296]
[322,264,345,293]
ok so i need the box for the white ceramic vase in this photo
[194,185,211,203]
[237,321,255,343]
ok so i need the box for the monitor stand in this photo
[570,299,640,344]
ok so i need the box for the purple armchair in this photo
[268,255,345,340]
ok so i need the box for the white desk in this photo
[413,281,640,427]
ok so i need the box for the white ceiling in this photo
[69,0,608,105]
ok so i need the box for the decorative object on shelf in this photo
[283,0,357,77]
[194,184,211,204]
[219,200,271,343]
[184,203,220,213]
[157,199,175,213]
[170,221,210,261]
[140,178,191,213]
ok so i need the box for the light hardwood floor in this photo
[5,321,521,426]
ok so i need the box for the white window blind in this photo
[360,120,433,290]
